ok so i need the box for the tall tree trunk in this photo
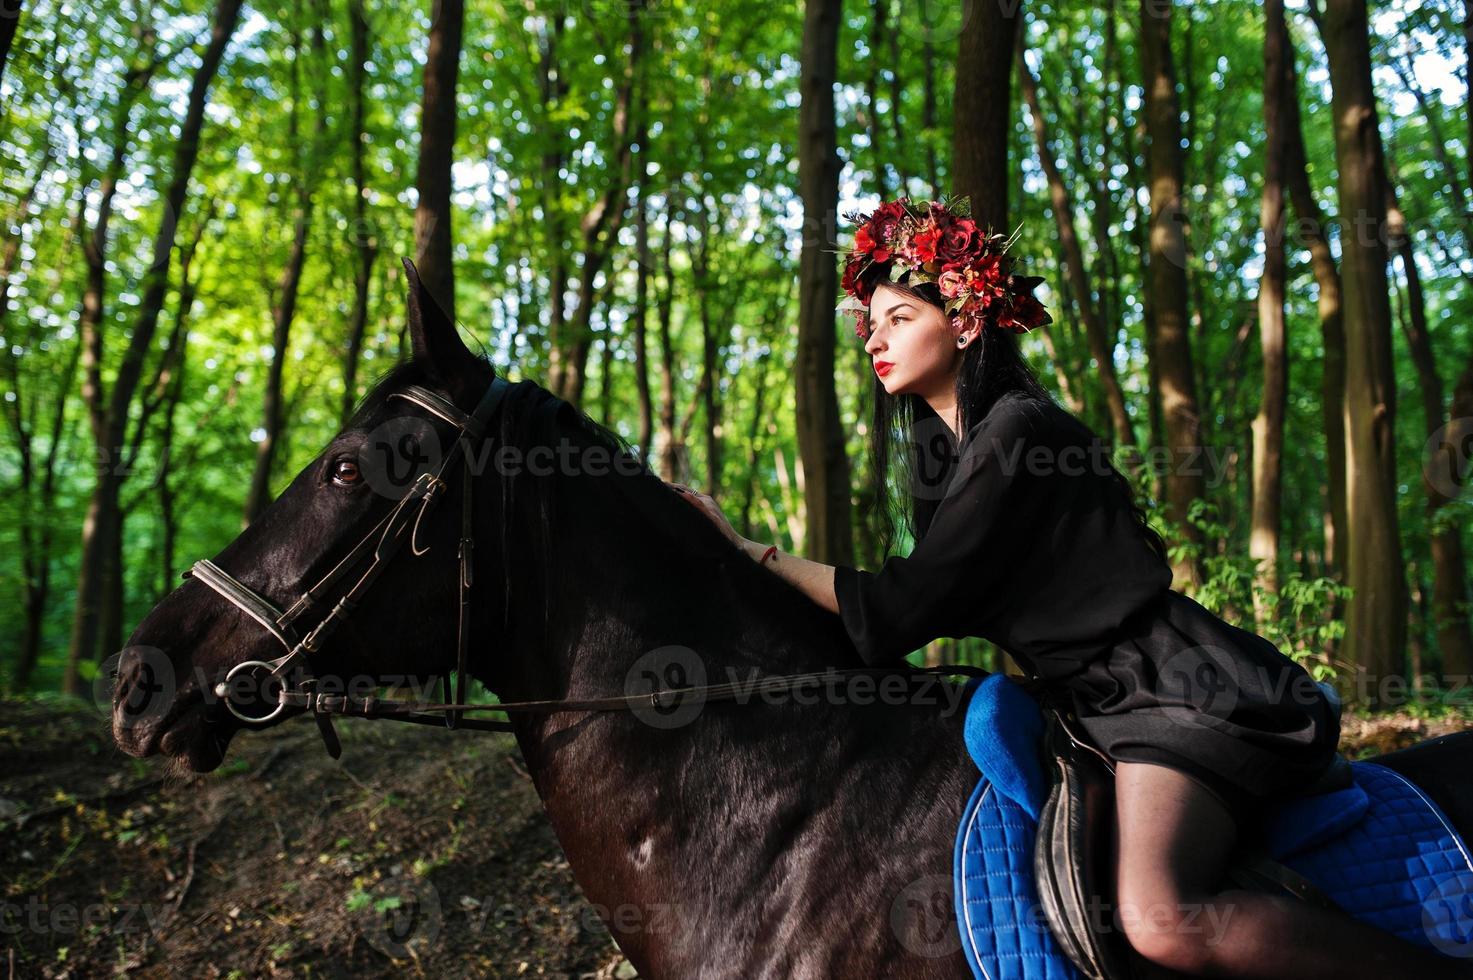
[795,0,850,565]
[244,201,310,523]
[920,14,939,196]
[1280,13,1346,581]
[536,8,570,395]
[739,343,776,543]
[1058,40,1124,423]
[5,337,77,691]
[598,334,612,426]
[885,5,906,195]
[1319,0,1407,701]
[655,199,685,483]
[412,0,463,319]
[64,34,161,696]
[341,0,376,424]
[1139,0,1205,591]
[1093,0,1125,339]
[865,0,891,201]
[685,37,723,491]
[157,287,195,600]
[245,18,325,524]
[557,0,644,407]
[1017,44,1136,454]
[739,284,792,544]
[1117,24,1164,500]
[953,0,1023,232]
[1384,166,1473,679]
[688,193,720,492]
[63,0,242,693]
[100,498,126,659]
[1444,363,1473,665]
[1251,0,1291,628]
[633,144,654,461]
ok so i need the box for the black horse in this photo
[112,262,1473,978]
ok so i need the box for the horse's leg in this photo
[1114,761,1473,978]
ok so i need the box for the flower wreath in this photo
[835,194,1052,338]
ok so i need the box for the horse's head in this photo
[112,259,507,772]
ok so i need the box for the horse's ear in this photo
[402,257,481,398]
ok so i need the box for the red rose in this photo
[876,200,909,220]
[868,202,906,254]
[937,218,978,263]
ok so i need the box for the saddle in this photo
[1030,694,1349,980]
[953,674,1473,980]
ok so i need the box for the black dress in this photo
[832,391,1340,815]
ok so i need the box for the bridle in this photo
[186,374,986,760]
[188,376,518,757]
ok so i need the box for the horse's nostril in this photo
[111,646,178,726]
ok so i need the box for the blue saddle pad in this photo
[954,775,1083,979]
[952,676,1473,978]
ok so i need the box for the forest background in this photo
[1,0,1471,715]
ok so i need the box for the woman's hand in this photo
[668,482,746,547]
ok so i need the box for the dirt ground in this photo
[1,699,631,979]
[2,699,1469,979]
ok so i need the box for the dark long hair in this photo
[862,279,1167,564]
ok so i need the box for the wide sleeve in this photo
[833,399,1052,666]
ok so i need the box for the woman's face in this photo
[861,283,976,397]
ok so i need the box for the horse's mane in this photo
[346,358,640,474]
[342,356,848,667]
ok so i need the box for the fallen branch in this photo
[169,816,223,917]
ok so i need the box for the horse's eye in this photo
[331,459,361,486]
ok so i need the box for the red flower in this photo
[1006,291,1052,331]
[838,195,1050,337]
[871,200,908,244]
[912,225,942,263]
[845,257,887,303]
[937,218,979,263]
[968,253,1007,306]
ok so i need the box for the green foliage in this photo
[1160,497,1352,681]
[0,0,1468,698]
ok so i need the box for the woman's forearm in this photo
[739,538,839,615]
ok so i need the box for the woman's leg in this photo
[1113,760,1473,978]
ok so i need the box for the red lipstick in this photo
[874,360,894,377]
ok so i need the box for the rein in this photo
[187,374,988,759]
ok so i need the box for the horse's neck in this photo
[488,438,856,710]
[486,465,973,973]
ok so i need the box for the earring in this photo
[957,337,967,347]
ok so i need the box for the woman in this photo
[670,195,1469,978]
